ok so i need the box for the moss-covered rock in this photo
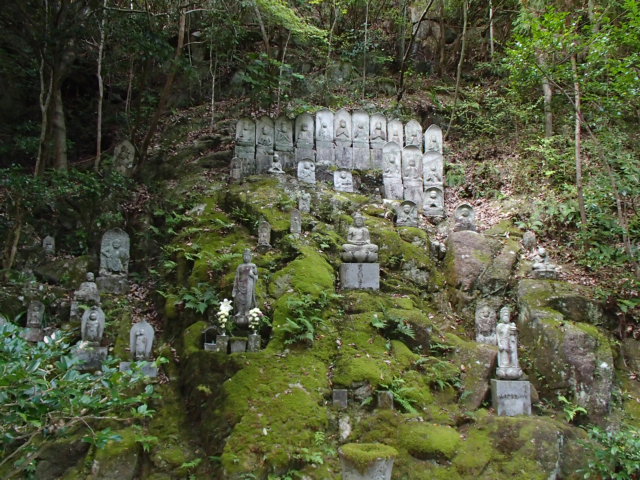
[89,428,140,480]
[450,340,497,411]
[517,279,614,418]
[34,435,90,480]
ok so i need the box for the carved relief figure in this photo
[81,306,105,344]
[335,119,350,140]
[99,229,130,276]
[268,154,284,174]
[454,203,476,232]
[297,159,316,184]
[130,320,154,361]
[235,118,255,146]
[475,304,497,345]
[396,201,418,227]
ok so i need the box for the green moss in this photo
[269,246,334,298]
[399,423,460,460]
[182,321,208,357]
[95,427,139,458]
[452,426,495,474]
[484,220,523,238]
[339,443,398,472]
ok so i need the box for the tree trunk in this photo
[94,0,107,170]
[438,0,445,75]
[2,205,23,280]
[52,84,68,170]
[396,0,436,102]
[537,54,554,137]
[445,0,468,138]
[571,54,588,229]
[138,4,187,168]
[362,0,369,100]
[253,1,270,56]
[275,30,291,115]
[35,56,53,177]
[489,0,494,61]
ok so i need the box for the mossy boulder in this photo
[444,231,501,312]
[475,239,521,296]
[34,435,89,480]
[517,279,614,417]
[452,416,587,479]
[450,340,498,411]
[89,428,140,480]
[398,423,460,460]
[33,255,95,288]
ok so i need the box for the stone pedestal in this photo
[230,338,247,353]
[276,150,294,170]
[247,333,261,352]
[96,275,129,294]
[383,178,403,200]
[333,389,348,409]
[75,345,108,372]
[336,146,353,169]
[119,362,158,377]
[491,379,532,416]
[339,444,397,480]
[532,269,559,280]
[21,327,45,343]
[255,153,273,173]
[316,144,335,166]
[353,146,371,170]
[370,148,384,170]
[340,263,380,290]
[204,334,229,353]
[295,147,315,163]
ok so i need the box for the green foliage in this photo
[557,395,588,423]
[281,292,339,346]
[378,377,418,414]
[0,167,131,255]
[370,310,415,346]
[581,424,640,479]
[0,323,156,475]
[177,283,219,315]
[256,0,327,44]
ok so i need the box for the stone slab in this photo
[316,144,335,166]
[491,379,532,416]
[75,346,108,372]
[295,147,315,163]
[377,391,394,410]
[353,146,371,170]
[340,263,380,290]
[336,145,353,169]
[230,338,247,353]
[96,275,129,294]
[370,148,384,170]
[255,154,273,173]
[333,389,348,409]
[119,362,158,377]
[247,334,261,352]
[275,150,295,170]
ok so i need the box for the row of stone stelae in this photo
[10,228,159,376]
[235,110,444,152]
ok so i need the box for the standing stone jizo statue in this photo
[232,249,258,327]
[496,306,523,379]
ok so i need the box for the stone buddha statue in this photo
[341,213,379,263]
